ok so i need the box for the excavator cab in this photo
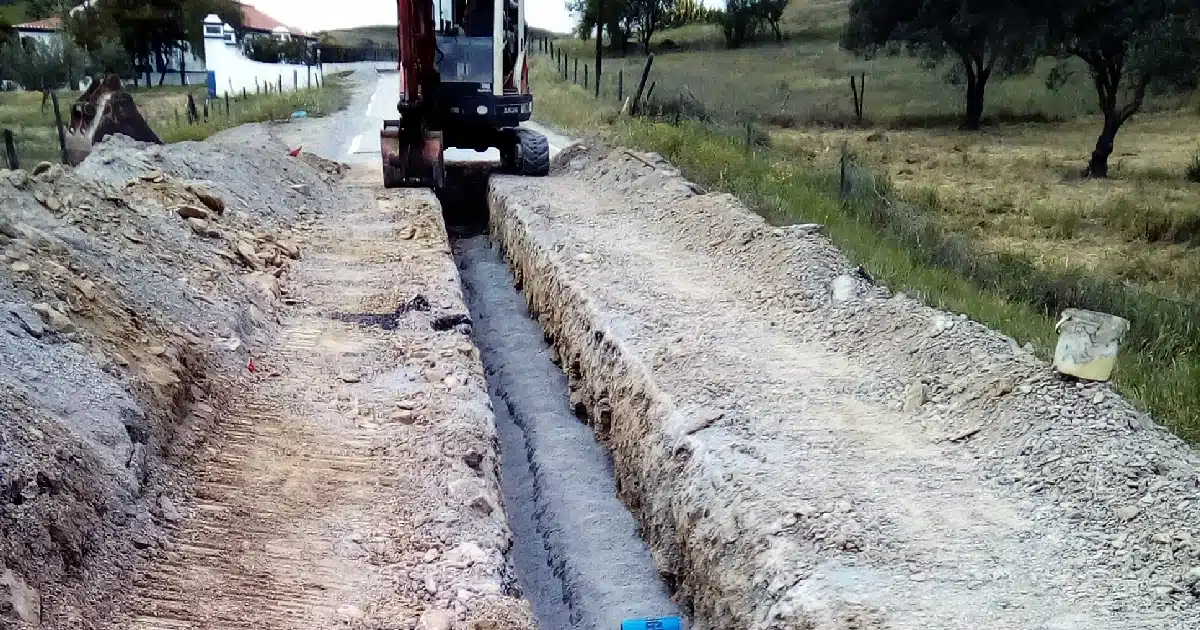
[381,0,549,189]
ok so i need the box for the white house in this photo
[10,2,314,87]
[9,16,61,46]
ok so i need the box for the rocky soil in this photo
[487,144,1200,630]
[2,126,534,630]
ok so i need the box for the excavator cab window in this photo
[434,0,494,85]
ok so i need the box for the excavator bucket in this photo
[381,120,444,189]
[65,74,162,166]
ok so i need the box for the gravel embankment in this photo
[486,144,1200,630]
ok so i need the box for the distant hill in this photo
[319,23,566,48]
[318,25,398,48]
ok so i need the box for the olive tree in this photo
[1042,0,1200,177]
[842,0,1042,130]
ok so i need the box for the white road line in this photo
[348,134,363,155]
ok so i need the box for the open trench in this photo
[438,166,681,630]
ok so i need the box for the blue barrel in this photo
[621,617,682,630]
[206,71,217,99]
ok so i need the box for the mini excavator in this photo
[381,0,549,188]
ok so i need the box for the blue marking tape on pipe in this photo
[621,617,682,630]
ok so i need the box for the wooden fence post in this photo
[187,93,199,123]
[294,69,298,90]
[278,75,283,93]
[839,141,849,197]
[630,54,654,116]
[49,91,69,165]
[618,69,623,101]
[574,58,579,84]
[202,97,209,121]
[225,93,231,116]
[594,3,603,98]
[584,64,589,89]
[3,129,18,170]
[850,74,865,124]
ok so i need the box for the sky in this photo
[245,0,578,35]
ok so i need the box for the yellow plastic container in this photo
[1053,308,1130,381]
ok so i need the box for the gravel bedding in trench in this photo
[486,143,1200,630]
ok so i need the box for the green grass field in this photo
[1,73,349,166]
[532,0,1200,443]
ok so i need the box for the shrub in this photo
[242,36,313,65]
[1187,151,1200,184]
[0,37,89,89]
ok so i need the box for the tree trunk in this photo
[962,64,987,131]
[1086,115,1121,178]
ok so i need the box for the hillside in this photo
[319,23,564,47]
[318,24,398,48]
[538,0,1200,437]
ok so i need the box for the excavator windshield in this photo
[432,0,520,88]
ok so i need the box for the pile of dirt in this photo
[490,143,1200,629]
[0,128,344,628]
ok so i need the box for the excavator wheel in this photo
[514,128,550,176]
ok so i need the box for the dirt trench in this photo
[442,167,679,630]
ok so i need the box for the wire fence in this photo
[532,36,1200,370]
[1,75,333,171]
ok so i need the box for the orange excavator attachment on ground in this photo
[64,74,162,166]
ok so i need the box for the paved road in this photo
[333,69,572,166]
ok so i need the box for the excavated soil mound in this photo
[0,127,344,629]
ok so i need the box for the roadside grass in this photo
[1,72,350,165]
[530,59,1200,443]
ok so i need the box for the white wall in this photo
[14,30,58,46]
[203,28,323,98]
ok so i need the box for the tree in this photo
[665,0,712,28]
[1042,0,1200,177]
[718,0,760,49]
[0,35,88,89]
[569,0,632,54]
[88,37,134,76]
[25,0,64,20]
[842,0,1042,130]
[756,0,788,42]
[628,0,675,54]
[97,0,188,85]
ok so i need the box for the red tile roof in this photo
[15,16,62,31]
[238,2,310,38]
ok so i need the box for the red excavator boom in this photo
[381,0,444,188]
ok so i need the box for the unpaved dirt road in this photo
[122,170,532,630]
